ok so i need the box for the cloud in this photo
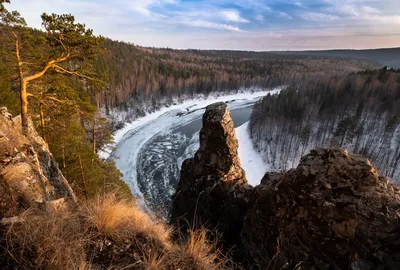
[129,0,179,16]
[363,14,400,24]
[324,1,400,26]
[255,15,264,21]
[279,12,293,19]
[181,19,242,32]
[301,12,340,22]
[220,10,249,23]
[6,0,400,50]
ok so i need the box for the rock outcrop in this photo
[243,148,400,269]
[172,103,400,269]
[0,174,16,219]
[0,107,77,216]
[171,102,251,246]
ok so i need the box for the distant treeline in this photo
[249,68,400,181]
[272,47,400,68]
[96,41,379,123]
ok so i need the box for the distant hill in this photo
[271,47,400,68]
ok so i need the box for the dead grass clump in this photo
[82,194,172,247]
[168,229,227,270]
[1,209,89,269]
[1,193,230,269]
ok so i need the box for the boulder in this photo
[242,149,400,269]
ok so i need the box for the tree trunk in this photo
[61,138,66,169]
[78,153,88,200]
[20,80,29,136]
[92,116,96,154]
[39,95,46,141]
[13,31,29,136]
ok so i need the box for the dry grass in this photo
[0,193,228,270]
[169,229,227,270]
[82,194,172,247]
[1,209,89,269]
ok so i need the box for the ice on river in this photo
[103,88,282,206]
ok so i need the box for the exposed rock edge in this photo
[0,107,77,218]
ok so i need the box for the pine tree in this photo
[1,3,105,135]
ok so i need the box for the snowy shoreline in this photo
[99,87,282,160]
[236,122,271,186]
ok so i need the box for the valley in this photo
[1,1,400,268]
[108,89,279,211]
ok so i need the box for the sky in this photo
[7,0,400,51]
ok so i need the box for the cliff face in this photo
[171,102,251,245]
[0,107,76,217]
[172,103,400,269]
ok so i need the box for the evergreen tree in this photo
[1,3,104,135]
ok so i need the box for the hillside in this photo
[249,68,400,182]
[97,43,380,125]
[2,101,398,269]
[272,47,400,68]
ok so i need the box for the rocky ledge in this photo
[0,108,77,220]
[171,102,400,269]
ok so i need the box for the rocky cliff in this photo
[171,102,252,248]
[0,107,77,219]
[172,103,400,269]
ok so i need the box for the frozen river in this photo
[108,89,282,212]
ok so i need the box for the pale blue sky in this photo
[7,0,400,50]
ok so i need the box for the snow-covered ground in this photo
[102,88,282,205]
[236,122,270,186]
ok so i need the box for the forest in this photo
[274,47,400,68]
[0,1,387,199]
[249,68,400,181]
[97,43,379,126]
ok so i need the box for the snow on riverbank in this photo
[99,88,282,159]
[236,122,269,186]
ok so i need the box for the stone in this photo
[242,148,400,269]
[0,107,77,212]
[0,174,16,219]
[171,102,251,249]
